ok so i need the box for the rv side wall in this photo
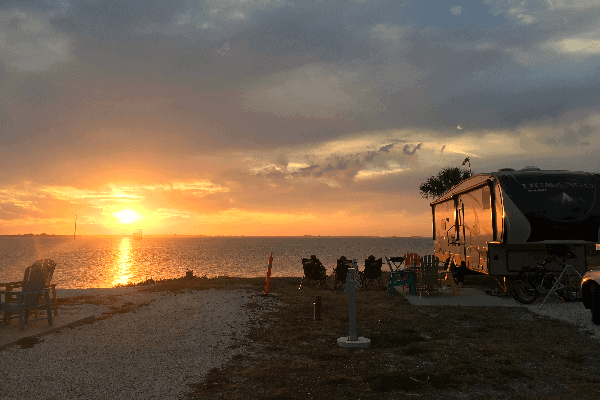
[433,179,501,273]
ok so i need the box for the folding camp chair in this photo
[301,256,327,288]
[363,256,384,290]
[333,256,353,290]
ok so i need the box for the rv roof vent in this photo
[522,166,541,171]
[498,168,515,171]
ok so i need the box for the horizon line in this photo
[0,234,430,238]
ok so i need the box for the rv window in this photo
[494,184,503,242]
[482,186,491,210]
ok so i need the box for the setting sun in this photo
[114,209,140,224]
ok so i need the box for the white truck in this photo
[582,270,600,324]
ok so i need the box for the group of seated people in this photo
[301,254,384,289]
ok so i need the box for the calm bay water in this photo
[0,236,433,289]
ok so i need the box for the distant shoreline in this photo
[0,234,431,239]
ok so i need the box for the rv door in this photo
[458,201,467,258]
[456,201,465,242]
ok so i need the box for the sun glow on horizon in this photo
[114,209,140,224]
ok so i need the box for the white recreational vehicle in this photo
[430,167,600,276]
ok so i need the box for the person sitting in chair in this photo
[305,255,327,287]
[310,255,324,268]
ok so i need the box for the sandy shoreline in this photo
[0,286,280,400]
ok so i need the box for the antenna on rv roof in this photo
[461,157,472,176]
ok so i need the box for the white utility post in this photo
[337,259,371,348]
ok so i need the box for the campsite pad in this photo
[399,286,524,307]
[397,285,579,308]
[0,287,142,350]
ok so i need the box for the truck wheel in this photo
[592,285,600,325]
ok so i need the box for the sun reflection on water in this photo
[111,237,133,287]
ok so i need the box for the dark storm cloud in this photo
[51,0,186,38]
[402,143,422,156]
[365,143,395,162]
[252,143,407,184]
[546,124,593,147]
[1,0,600,147]
[428,82,600,130]
[265,142,421,185]
[241,14,352,61]
[0,0,57,12]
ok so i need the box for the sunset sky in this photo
[1,0,599,236]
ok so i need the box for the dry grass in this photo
[129,275,267,293]
[178,274,600,400]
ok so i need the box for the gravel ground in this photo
[0,289,279,400]
[402,286,600,340]
[521,296,600,339]
[3,284,598,399]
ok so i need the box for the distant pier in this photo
[133,229,142,240]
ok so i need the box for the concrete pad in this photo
[398,286,523,307]
[337,336,371,348]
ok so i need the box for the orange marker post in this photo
[264,252,273,296]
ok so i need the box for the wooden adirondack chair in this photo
[403,253,421,269]
[403,253,421,293]
[438,257,459,296]
[418,255,441,295]
[1,259,58,320]
[1,263,54,330]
